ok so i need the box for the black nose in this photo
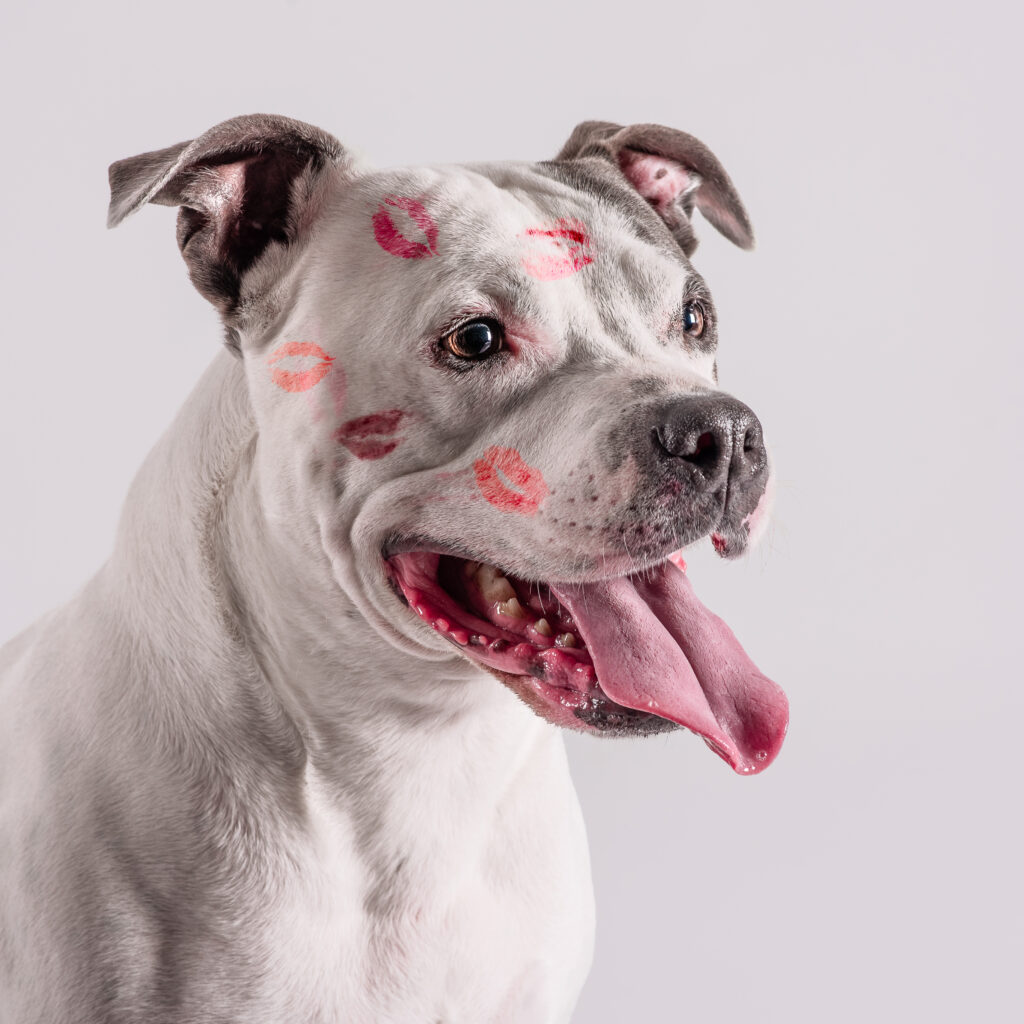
[653,394,767,493]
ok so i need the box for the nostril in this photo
[654,424,722,474]
[685,430,721,474]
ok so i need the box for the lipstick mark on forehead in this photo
[474,446,549,515]
[373,195,439,259]
[267,341,334,393]
[334,409,408,460]
[519,217,594,281]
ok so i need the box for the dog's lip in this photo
[381,536,475,564]
[379,537,668,587]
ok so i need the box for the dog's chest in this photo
[256,738,595,1023]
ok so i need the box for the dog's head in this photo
[109,114,787,773]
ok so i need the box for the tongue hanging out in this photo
[549,565,788,773]
[388,552,788,775]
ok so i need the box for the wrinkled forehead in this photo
[342,160,694,346]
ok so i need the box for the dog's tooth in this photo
[534,617,553,637]
[475,563,516,603]
[555,632,577,648]
[496,597,527,619]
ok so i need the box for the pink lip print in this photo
[334,409,407,460]
[372,196,440,259]
[267,341,334,393]
[473,446,549,515]
[519,218,594,280]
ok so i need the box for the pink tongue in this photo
[550,562,788,774]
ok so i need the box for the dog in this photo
[0,115,788,1023]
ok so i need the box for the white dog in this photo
[0,115,788,1023]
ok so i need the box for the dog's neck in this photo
[103,350,550,850]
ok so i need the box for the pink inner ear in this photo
[618,150,699,212]
[205,160,248,211]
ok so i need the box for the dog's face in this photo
[109,116,788,774]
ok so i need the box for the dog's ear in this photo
[107,114,347,320]
[555,121,753,256]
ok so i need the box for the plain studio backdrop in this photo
[1,1,1019,1021]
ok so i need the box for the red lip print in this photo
[372,196,439,259]
[334,409,407,460]
[473,446,549,515]
[267,341,334,393]
[519,218,594,280]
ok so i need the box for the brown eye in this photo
[681,301,706,339]
[441,318,504,360]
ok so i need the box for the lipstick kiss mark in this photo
[267,341,334,393]
[372,196,439,259]
[519,218,594,280]
[473,446,549,515]
[334,409,407,460]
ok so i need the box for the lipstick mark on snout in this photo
[267,341,334,393]
[372,196,439,259]
[473,446,549,515]
[334,409,407,460]
[519,218,594,280]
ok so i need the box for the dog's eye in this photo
[441,318,504,360]
[681,301,706,339]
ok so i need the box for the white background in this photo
[1,2,1020,1020]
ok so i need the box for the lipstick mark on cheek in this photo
[267,341,335,393]
[334,409,408,460]
[473,446,549,515]
[519,218,594,281]
[373,195,439,259]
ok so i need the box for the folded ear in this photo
[555,121,753,256]
[108,114,347,321]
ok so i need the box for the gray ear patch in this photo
[555,121,754,256]
[107,114,346,317]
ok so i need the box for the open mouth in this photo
[386,549,789,775]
